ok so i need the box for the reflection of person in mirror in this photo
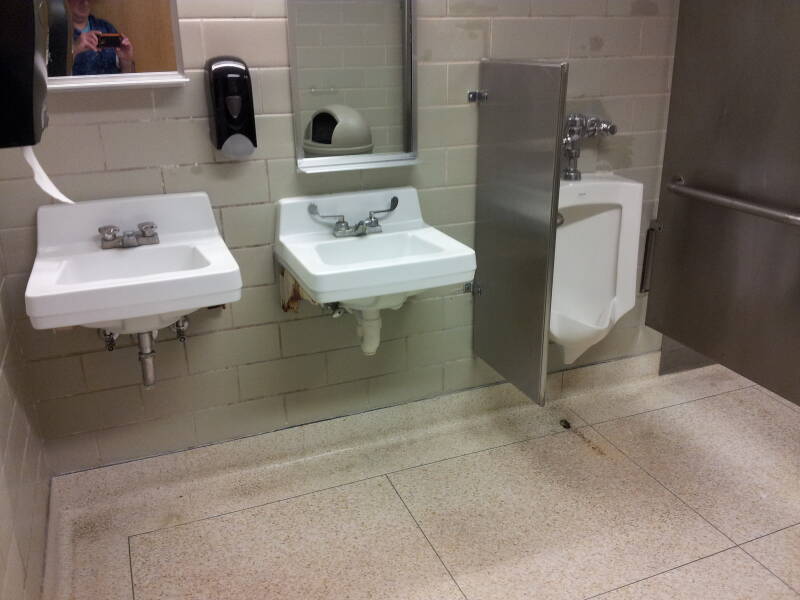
[68,0,135,75]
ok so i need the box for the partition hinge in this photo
[639,220,661,294]
[467,90,489,104]
[464,281,482,295]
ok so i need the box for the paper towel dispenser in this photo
[0,0,49,148]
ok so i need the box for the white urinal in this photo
[550,173,643,364]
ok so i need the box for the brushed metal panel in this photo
[473,60,568,405]
[659,336,714,376]
[646,0,800,405]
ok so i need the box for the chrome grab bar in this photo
[668,179,800,228]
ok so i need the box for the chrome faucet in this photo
[562,113,618,181]
[309,196,399,238]
[98,221,160,249]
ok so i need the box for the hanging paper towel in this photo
[23,146,74,204]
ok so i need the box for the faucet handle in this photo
[138,221,157,237]
[368,196,399,219]
[98,225,120,241]
[308,203,346,224]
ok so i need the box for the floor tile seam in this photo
[581,547,736,599]
[736,543,800,596]
[383,426,573,478]
[120,426,575,543]
[557,378,661,405]
[384,475,469,600]
[295,404,565,465]
[760,390,800,415]
[558,362,733,401]
[122,427,573,541]
[561,405,587,428]
[583,383,759,427]
[127,536,137,600]
[739,521,800,546]
[126,473,388,540]
[588,425,740,547]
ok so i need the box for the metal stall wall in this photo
[473,60,568,405]
[646,1,800,405]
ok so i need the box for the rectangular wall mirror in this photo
[47,0,188,91]
[288,0,417,174]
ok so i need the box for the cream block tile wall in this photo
[0,0,678,476]
[0,250,50,596]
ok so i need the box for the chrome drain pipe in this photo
[137,332,157,388]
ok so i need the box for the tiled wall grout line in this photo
[40,352,484,443]
[385,474,469,600]
[49,378,514,475]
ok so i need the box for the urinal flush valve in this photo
[561,113,617,181]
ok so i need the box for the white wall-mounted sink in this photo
[275,186,475,354]
[26,193,242,334]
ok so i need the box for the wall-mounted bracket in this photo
[639,220,662,294]
[464,281,482,295]
[467,90,489,104]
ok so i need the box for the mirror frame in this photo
[47,0,189,92]
[288,0,417,174]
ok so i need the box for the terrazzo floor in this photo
[43,359,800,599]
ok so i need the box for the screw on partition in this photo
[467,89,489,104]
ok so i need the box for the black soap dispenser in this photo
[206,57,257,159]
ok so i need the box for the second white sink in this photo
[276,187,475,305]
[275,187,475,354]
[314,232,442,267]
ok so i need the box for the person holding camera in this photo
[68,0,135,75]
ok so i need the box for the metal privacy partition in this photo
[645,0,800,405]
[472,60,568,405]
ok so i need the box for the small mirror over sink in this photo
[46,0,189,91]
[287,0,417,173]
